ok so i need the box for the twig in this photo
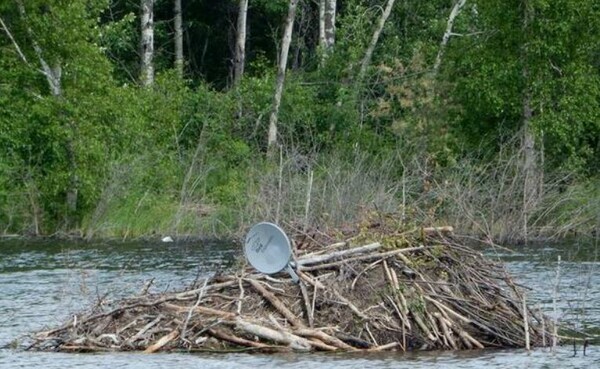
[181,278,209,343]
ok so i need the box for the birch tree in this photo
[433,0,466,76]
[140,0,154,86]
[357,0,396,85]
[174,0,183,78]
[233,0,249,87]
[267,0,298,151]
[16,0,80,222]
[318,0,336,57]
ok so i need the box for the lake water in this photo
[0,238,598,368]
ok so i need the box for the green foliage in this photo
[0,0,598,237]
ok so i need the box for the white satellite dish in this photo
[244,222,299,282]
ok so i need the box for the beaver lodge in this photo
[28,219,554,353]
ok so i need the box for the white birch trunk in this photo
[324,0,336,49]
[433,0,466,75]
[140,0,154,87]
[357,0,395,84]
[174,0,183,78]
[233,0,248,87]
[267,0,298,151]
[318,0,336,64]
[17,1,61,96]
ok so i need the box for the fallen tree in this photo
[27,219,553,353]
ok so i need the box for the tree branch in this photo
[0,15,30,65]
[433,0,467,76]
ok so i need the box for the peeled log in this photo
[235,319,312,351]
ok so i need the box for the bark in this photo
[233,0,248,87]
[318,0,336,64]
[267,0,298,151]
[174,0,183,78]
[324,0,336,50]
[433,0,467,75]
[140,0,154,87]
[357,0,396,85]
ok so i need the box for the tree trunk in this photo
[357,0,396,85]
[233,0,248,87]
[318,0,326,48]
[433,0,466,76]
[521,0,538,241]
[318,0,336,63]
[140,0,154,87]
[267,0,298,152]
[174,0,183,78]
[324,0,336,50]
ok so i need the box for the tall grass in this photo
[36,142,600,243]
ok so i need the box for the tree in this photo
[233,0,248,87]
[174,0,184,78]
[267,0,298,151]
[140,0,154,86]
[433,0,467,76]
[319,0,336,58]
[357,0,396,85]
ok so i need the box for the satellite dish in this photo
[244,222,299,282]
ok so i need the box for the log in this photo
[293,328,356,350]
[207,328,270,348]
[297,242,381,266]
[235,319,312,351]
[144,330,179,353]
[300,245,426,271]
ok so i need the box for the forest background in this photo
[0,0,598,243]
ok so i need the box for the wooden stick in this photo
[368,341,399,351]
[423,295,472,324]
[181,278,209,342]
[144,330,179,353]
[162,302,235,320]
[247,279,305,327]
[435,313,457,349]
[207,328,270,348]
[297,242,381,266]
[460,330,485,349]
[422,226,454,235]
[236,274,245,315]
[522,294,530,351]
[299,281,313,327]
[125,315,163,346]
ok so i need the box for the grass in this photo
[3,144,599,243]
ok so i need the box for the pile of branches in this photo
[28,223,553,353]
